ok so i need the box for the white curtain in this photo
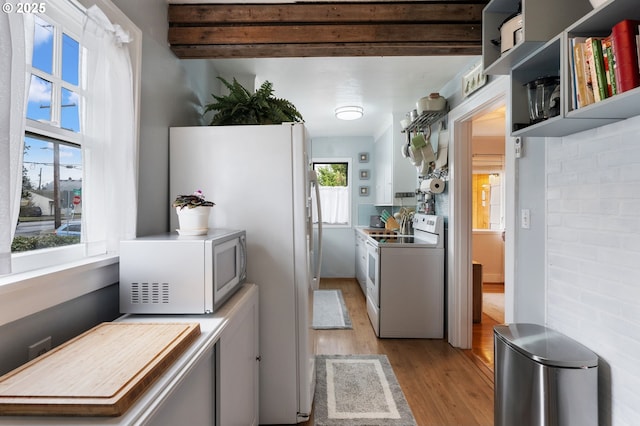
[82,5,137,255]
[313,186,349,224]
[0,8,33,275]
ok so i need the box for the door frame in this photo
[447,75,514,348]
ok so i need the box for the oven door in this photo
[365,240,380,336]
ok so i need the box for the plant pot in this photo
[175,206,211,235]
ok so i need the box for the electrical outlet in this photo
[28,336,52,361]
[394,192,415,198]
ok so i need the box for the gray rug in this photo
[314,354,417,426]
[313,289,352,330]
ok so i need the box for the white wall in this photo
[472,231,504,282]
[546,115,640,425]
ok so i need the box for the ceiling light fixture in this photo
[335,106,363,121]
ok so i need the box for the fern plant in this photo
[204,77,304,126]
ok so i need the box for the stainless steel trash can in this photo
[494,324,598,426]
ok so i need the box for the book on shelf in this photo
[611,19,640,93]
[603,36,617,97]
[571,38,595,108]
[585,37,608,102]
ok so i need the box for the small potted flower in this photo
[172,190,215,235]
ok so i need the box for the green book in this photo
[590,38,609,100]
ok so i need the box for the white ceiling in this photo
[207,56,479,138]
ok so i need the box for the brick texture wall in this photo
[546,115,640,425]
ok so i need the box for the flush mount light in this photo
[335,106,363,121]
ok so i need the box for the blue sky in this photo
[24,15,82,188]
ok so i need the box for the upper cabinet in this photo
[374,123,417,206]
[483,0,593,75]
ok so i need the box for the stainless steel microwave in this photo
[119,229,247,314]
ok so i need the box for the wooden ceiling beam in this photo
[167,1,488,59]
[170,42,482,59]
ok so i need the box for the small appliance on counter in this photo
[119,229,246,314]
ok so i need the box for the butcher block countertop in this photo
[0,322,201,416]
[0,283,257,425]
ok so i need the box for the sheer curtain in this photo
[0,10,32,274]
[82,5,137,255]
[313,186,349,224]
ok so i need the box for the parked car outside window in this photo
[54,221,81,237]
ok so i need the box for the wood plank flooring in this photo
[300,278,494,426]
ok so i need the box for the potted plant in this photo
[204,77,304,126]
[172,190,215,235]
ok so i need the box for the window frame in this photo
[13,1,86,273]
[312,157,353,228]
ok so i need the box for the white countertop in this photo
[0,283,257,425]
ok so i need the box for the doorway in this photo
[446,75,513,351]
[469,105,506,370]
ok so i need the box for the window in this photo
[2,0,140,276]
[312,159,351,226]
[12,7,84,256]
[472,172,504,230]
[12,7,83,256]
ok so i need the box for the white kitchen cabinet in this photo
[218,284,259,426]
[483,0,592,75]
[509,0,640,137]
[374,125,417,206]
[354,230,367,294]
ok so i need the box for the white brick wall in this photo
[546,115,640,425]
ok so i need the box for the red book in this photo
[611,19,640,93]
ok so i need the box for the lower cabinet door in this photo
[219,290,259,426]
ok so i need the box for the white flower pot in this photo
[175,206,211,235]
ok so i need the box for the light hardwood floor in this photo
[299,278,494,426]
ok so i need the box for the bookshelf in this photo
[501,0,640,136]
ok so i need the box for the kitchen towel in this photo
[434,129,449,170]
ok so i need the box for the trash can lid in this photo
[494,323,598,368]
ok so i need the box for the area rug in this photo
[312,289,352,330]
[314,354,417,426]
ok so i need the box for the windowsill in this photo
[0,254,119,327]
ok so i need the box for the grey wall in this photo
[312,135,375,278]
[111,0,214,236]
[513,137,545,323]
[0,285,119,375]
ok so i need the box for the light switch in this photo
[521,209,530,229]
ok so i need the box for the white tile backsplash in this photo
[546,117,640,425]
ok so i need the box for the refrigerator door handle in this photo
[309,170,322,288]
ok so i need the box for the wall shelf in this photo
[483,0,593,75]
[403,107,448,134]
[502,0,640,136]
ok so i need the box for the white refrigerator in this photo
[169,123,321,424]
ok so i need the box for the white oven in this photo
[365,240,380,335]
